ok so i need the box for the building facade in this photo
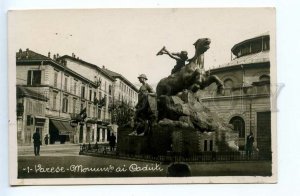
[101,67,139,129]
[58,54,116,144]
[201,34,271,153]
[102,67,138,108]
[16,86,48,145]
[16,49,115,145]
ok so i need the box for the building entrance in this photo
[79,125,83,143]
[256,111,271,153]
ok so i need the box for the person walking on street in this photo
[246,132,255,159]
[109,133,116,151]
[33,130,41,156]
[44,134,49,145]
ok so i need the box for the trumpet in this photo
[156,46,166,56]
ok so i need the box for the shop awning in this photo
[61,121,75,134]
[50,120,75,135]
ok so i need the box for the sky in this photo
[9,8,275,87]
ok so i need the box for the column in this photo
[99,128,103,142]
[83,126,87,143]
[104,129,107,142]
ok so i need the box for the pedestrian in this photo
[32,130,41,156]
[109,133,116,151]
[246,132,255,159]
[44,134,49,145]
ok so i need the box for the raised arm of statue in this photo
[164,50,181,61]
[157,46,181,61]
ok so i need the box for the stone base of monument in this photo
[117,124,238,157]
[117,125,172,156]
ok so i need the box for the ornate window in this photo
[62,96,68,113]
[224,78,234,88]
[27,70,41,86]
[53,71,58,87]
[64,76,68,91]
[81,85,85,99]
[229,116,245,138]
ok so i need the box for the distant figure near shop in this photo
[44,134,49,145]
[246,132,255,158]
[109,133,116,151]
[32,130,41,156]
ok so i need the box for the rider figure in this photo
[157,47,189,74]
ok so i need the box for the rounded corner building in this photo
[202,33,271,154]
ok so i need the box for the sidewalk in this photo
[18,143,81,156]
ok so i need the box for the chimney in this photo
[102,65,105,69]
[18,49,22,59]
[26,48,29,58]
[48,52,51,58]
[72,53,74,57]
[74,54,76,58]
[57,53,59,58]
[53,54,56,60]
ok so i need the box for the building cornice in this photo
[58,55,115,82]
[201,93,270,101]
[17,60,98,87]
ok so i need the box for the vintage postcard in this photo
[8,8,277,185]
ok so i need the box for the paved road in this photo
[18,143,81,156]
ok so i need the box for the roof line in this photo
[17,59,98,87]
[231,33,270,53]
[58,55,115,81]
[102,68,138,92]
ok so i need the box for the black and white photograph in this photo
[8,8,276,185]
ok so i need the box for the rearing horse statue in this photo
[156,38,224,97]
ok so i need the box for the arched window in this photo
[229,116,245,138]
[259,74,270,82]
[224,78,234,88]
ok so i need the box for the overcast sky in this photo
[10,8,275,87]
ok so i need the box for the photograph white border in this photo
[1,0,300,195]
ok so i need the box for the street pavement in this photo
[18,143,81,156]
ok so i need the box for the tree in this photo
[110,101,135,127]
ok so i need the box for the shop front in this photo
[49,119,75,144]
